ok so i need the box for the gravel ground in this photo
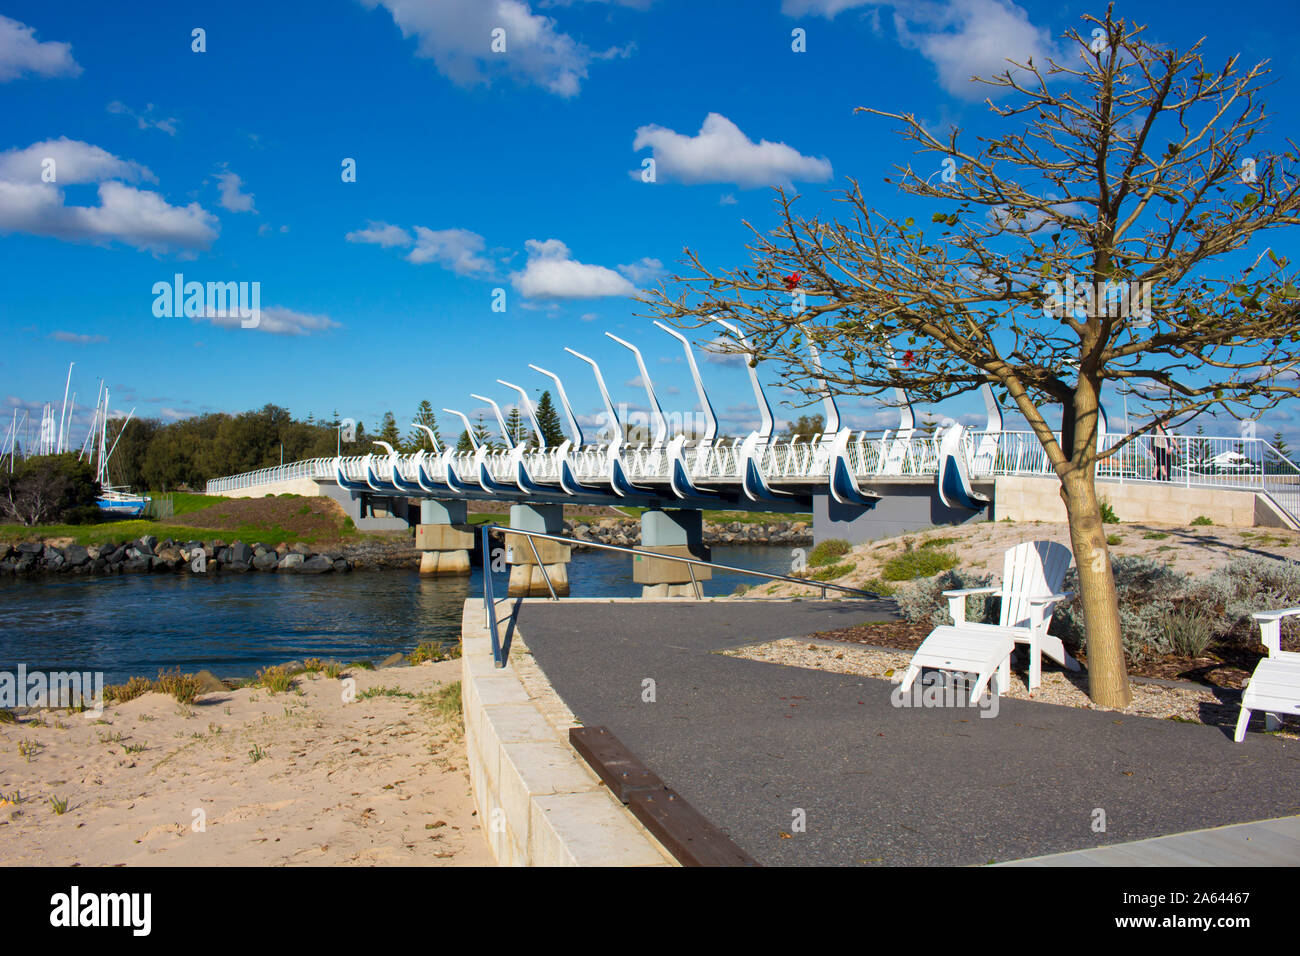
[723,638,1298,737]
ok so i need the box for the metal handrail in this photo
[477,523,879,665]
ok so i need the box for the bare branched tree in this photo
[641,6,1300,707]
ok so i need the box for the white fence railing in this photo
[203,431,1300,523]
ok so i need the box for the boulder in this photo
[156,547,183,569]
[63,544,89,566]
[137,535,157,555]
[0,544,10,561]
[332,559,350,573]
[216,547,232,564]
[123,557,152,573]
[17,541,42,555]
[107,546,126,564]
[377,652,407,669]
[299,555,333,574]
[291,542,313,556]
[253,552,278,571]
[229,542,251,564]
[45,552,66,571]
[277,553,305,572]
[191,670,228,695]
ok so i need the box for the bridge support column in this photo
[415,499,473,576]
[634,508,711,599]
[506,503,570,597]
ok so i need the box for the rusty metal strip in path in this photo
[570,726,759,867]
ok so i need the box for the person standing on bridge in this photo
[1153,419,1173,481]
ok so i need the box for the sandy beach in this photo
[0,661,491,866]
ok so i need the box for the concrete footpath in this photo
[513,600,1300,866]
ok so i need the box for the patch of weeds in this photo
[122,742,148,754]
[248,743,267,763]
[882,548,959,582]
[0,709,16,725]
[1106,534,1123,546]
[425,681,462,723]
[49,796,69,815]
[1100,499,1119,524]
[351,660,376,671]
[153,669,200,705]
[359,685,417,700]
[1156,545,1174,552]
[103,676,152,704]
[1191,515,1214,526]
[1142,531,1169,540]
[858,577,897,597]
[256,665,294,695]
[409,641,460,665]
[920,536,958,549]
[97,730,125,744]
[16,739,41,761]
[807,539,851,567]
[808,562,855,581]
[323,662,345,679]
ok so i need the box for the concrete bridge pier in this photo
[415,499,474,576]
[634,508,711,599]
[506,503,571,597]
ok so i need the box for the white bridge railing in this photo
[204,430,1300,521]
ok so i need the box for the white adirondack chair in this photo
[1234,608,1300,741]
[898,541,1080,703]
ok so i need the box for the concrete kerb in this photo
[460,598,676,867]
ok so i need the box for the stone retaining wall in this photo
[460,599,674,866]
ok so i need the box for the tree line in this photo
[89,392,571,491]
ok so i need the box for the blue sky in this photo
[3,0,1299,453]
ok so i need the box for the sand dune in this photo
[0,660,490,866]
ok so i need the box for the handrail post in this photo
[481,524,502,667]
[525,533,558,601]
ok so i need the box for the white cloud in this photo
[617,256,664,286]
[632,113,831,188]
[0,15,81,82]
[510,238,637,299]
[216,171,255,213]
[49,331,107,344]
[107,101,178,136]
[346,220,413,248]
[407,226,494,275]
[198,306,341,336]
[0,138,217,253]
[700,335,746,366]
[781,1,1062,100]
[719,193,737,205]
[893,0,1063,99]
[359,0,627,97]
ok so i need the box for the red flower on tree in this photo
[783,272,802,291]
[903,349,915,366]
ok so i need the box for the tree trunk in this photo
[1059,467,1131,708]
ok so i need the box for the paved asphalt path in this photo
[515,600,1300,866]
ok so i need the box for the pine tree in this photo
[535,391,565,446]
[379,411,401,447]
[1273,432,1294,460]
[405,400,441,452]
[455,429,473,453]
[503,406,526,447]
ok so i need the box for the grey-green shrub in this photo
[894,569,996,628]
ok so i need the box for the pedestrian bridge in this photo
[204,322,1300,540]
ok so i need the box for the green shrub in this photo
[1142,531,1169,540]
[1191,515,1214,526]
[1106,534,1122,546]
[1160,606,1215,658]
[1099,499,1119,524]
[1053,556,1188,661]
[808,562,855,581]
[920,536,958,549]
[882,548,959,582]
[808,539,851,567]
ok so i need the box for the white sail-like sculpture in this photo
[606,332,669,450]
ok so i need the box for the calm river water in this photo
[0,545,794,683]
